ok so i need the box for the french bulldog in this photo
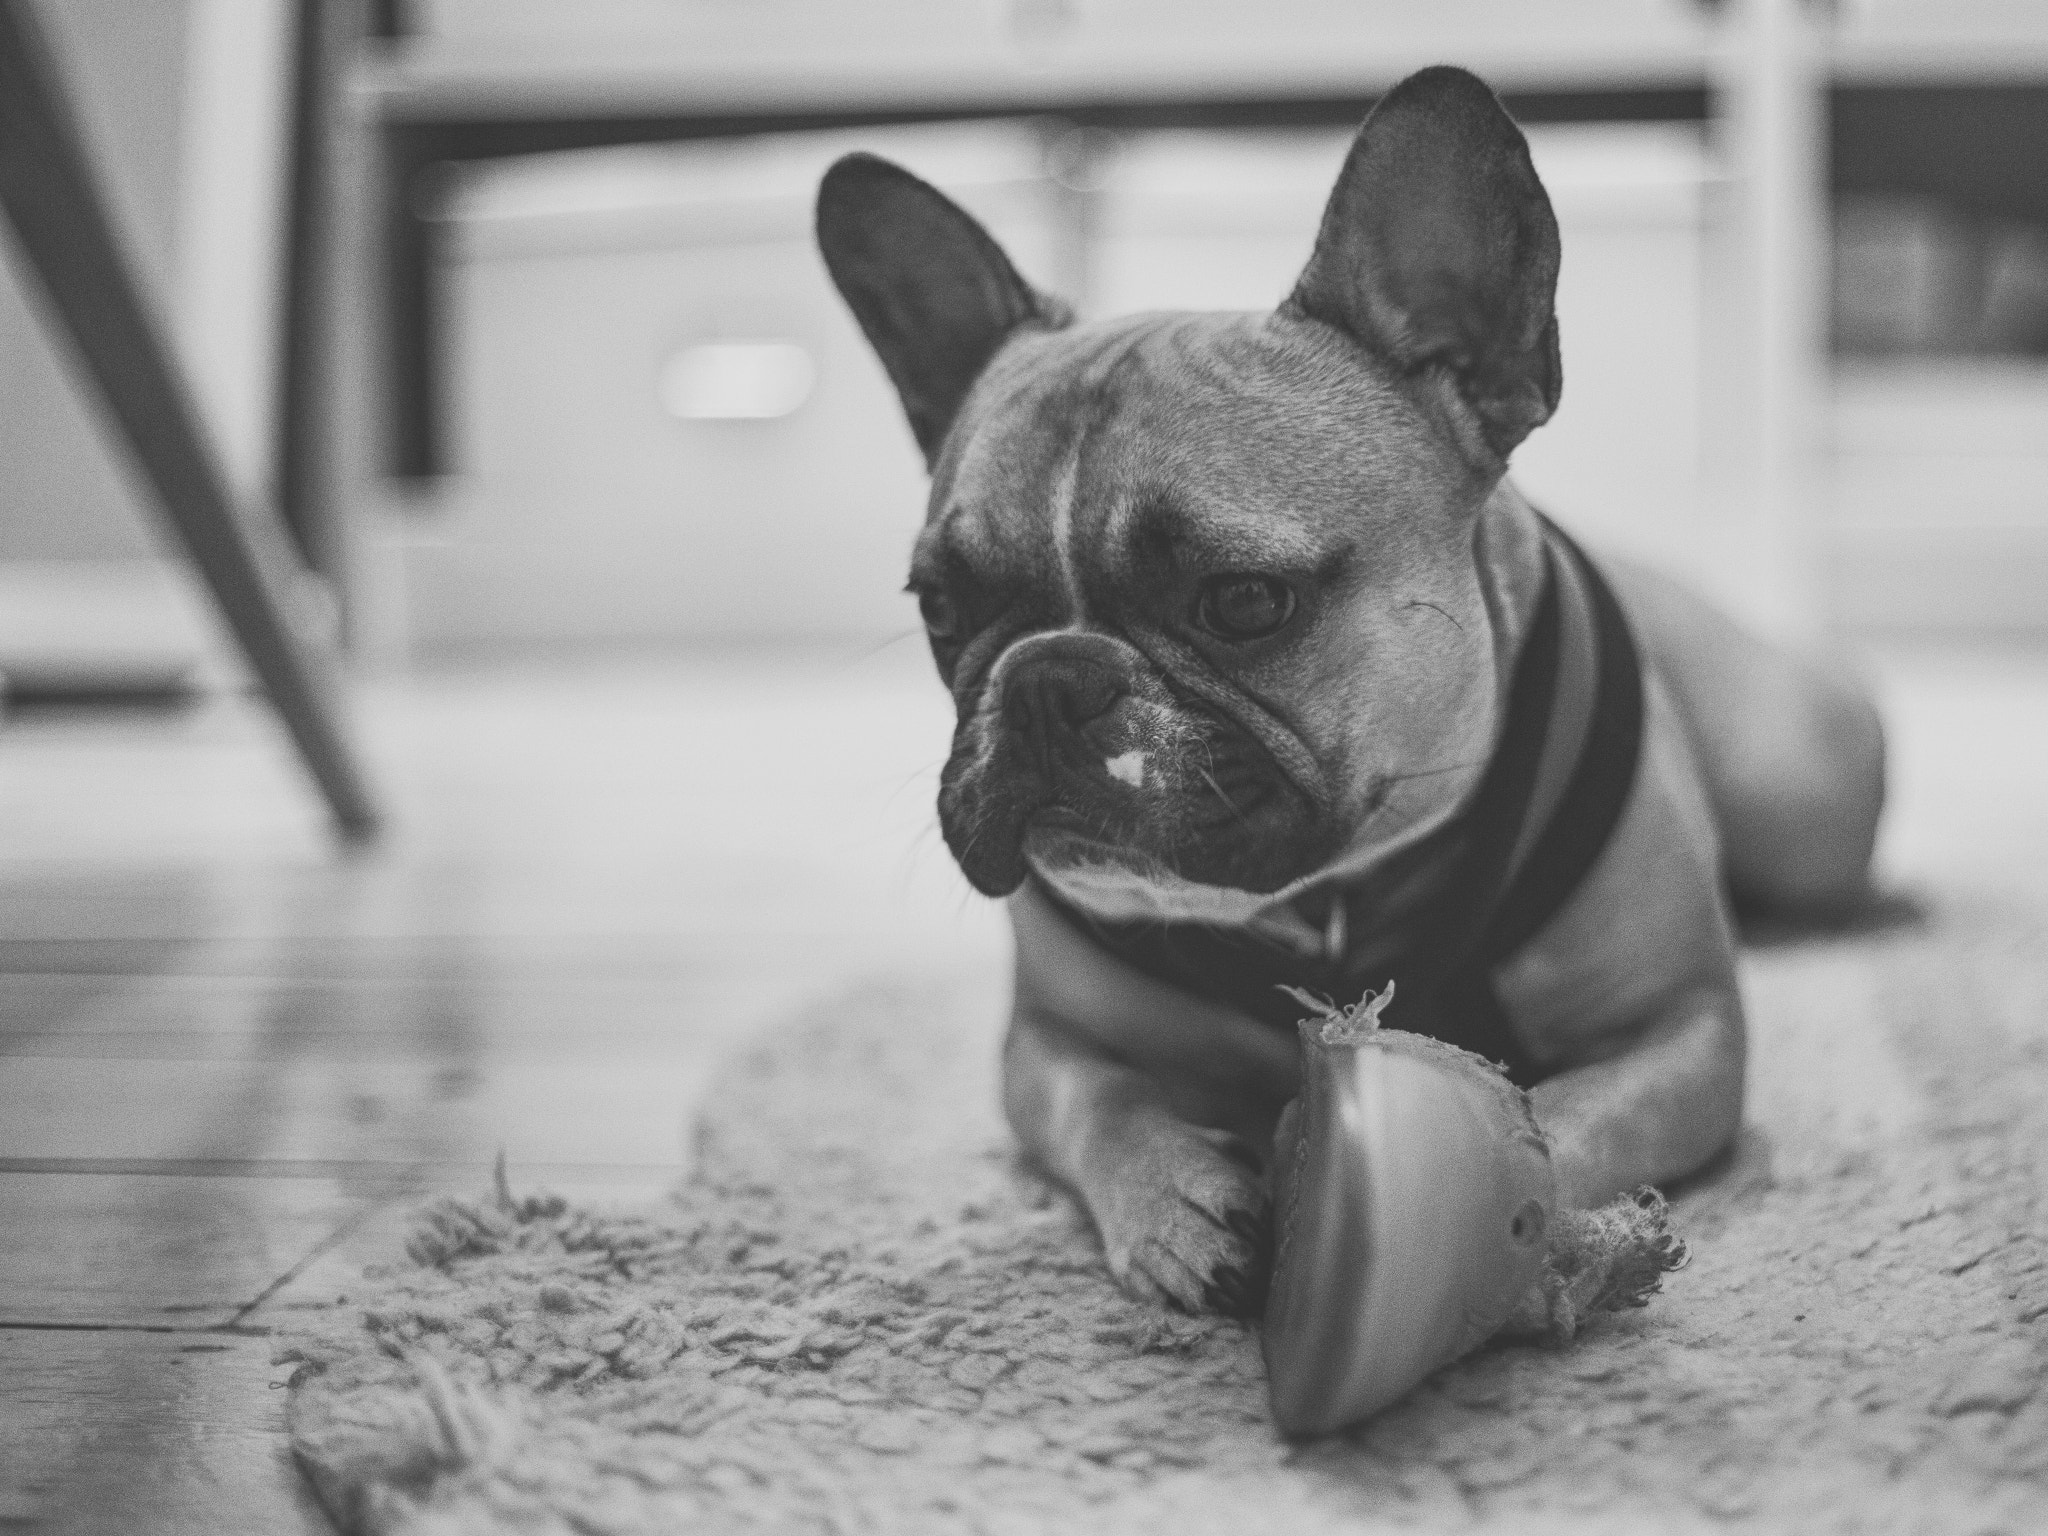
[816,65,1885,1316]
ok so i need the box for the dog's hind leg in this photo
[1608,559,1886,917]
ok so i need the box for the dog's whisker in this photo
[846,626,928,664]
[1196,765,1253,828]
[882,758,952,814]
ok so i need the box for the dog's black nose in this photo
[1002,658,1123,743]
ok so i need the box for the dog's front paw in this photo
[1096,1113,1269,1317]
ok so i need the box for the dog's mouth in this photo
[939,699,1327,898]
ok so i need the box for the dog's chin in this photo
[1019,803,1327,901]
[1018,825,1197,908]
[943,794,1322,901]
[943,802,1126,900]
[1020,822,1142,880]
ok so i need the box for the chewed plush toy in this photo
[1263,985,1689,1436]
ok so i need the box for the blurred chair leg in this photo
[276,0,344,578]
[0,0,381,838]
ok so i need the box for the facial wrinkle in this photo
[1048,447,1087,626]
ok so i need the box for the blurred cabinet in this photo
[353,0,2048,651]
[407,120,1721,652]
[405,127,1059,650]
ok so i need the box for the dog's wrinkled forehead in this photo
[915,309,1469,612]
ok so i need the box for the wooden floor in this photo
[0,643,1006,1533]
[1,638,2043,1532]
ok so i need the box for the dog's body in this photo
[817,68,1884,1315]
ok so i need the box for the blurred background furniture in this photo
[0,0,378,834]
[314,0,2048,655]
[354,0,1762,648]
[8,0,2048,734]
[10,1,2047,684]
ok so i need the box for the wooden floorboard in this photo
[0,1173,379,1329]
[0,941,931,1052]
[0,1330,329,1535]
[0,647,1001,1532]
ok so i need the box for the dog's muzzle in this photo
[993,632,1137,777]
[938,631,1171,894]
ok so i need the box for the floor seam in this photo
[0,1156,677,1178]
[226,1191,409,1330]
[0,1319,269,1335]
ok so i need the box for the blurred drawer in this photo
[408,125,1062,650]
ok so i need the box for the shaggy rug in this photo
[283,889,2048,1534]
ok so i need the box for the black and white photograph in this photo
[2,1,2046,1530]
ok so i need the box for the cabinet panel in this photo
[386,0,1711,116]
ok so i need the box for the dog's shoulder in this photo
[1491,665,1739,1069]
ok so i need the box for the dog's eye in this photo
[917,588,960,640]
[1196,574,1295,641]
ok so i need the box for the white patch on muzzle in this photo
[1104,750,1147,788]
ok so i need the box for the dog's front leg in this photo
[1527,983,1747,1209]
[1003,884,1294,1314]
[1002,1005,1270,1313]
[1501,707,1754,1209]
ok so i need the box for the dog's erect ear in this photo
[817,153,1065,465]
[1288,66,1561,463]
